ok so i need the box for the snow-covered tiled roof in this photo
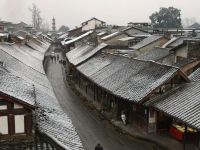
[26,40,47,53]
[101,32,119,40]
[0,47,51,88]
[0,66,35,107]
[17,35,25,40]
[35,87,83,150]
[0,33,8,37]
[131,35,162,50]
[118,37,135,41]
[164,37,188,48]
[58,32,69,39]
[64,30,93,45]
[97,32,107,36]
[0,43,45,74]
[189,68,200,81]
[77,53,180,103]
[66,43,107,66]
[0,40,84,149]
[136,48,171,61]
[40,33,53,42]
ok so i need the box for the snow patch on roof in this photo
[64,30,93,45]
[101,32,119,40]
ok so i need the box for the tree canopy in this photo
[149,7,182,28]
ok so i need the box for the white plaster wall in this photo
[149,111,156,123]
[14,103,23,109]
[175,46,188,63]
[148,110,157,133]
[15,115,25,133]
[82,19,103,31]
[0,116,8,134]
[0,105,7,110]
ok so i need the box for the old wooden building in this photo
[67,47,190,133]
[145,68,200,149]
[81,17,106,31]
[0,65,35,141]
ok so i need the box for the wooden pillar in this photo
[113,96,118,119]
[8,114,15,135]
[35,134,38,150]
[78,74,81,88]
[197,131,200,150]
[146,108,149,132]
[46,142,50,150]
[101,91,104,110]
[183,125,188,150]
[40,137,44,150]
[85,81,88,94]
[93,84,96,101]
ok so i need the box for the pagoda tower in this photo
[52,17,56,31]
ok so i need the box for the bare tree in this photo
[41,19,50,32]
[29,3,43,29]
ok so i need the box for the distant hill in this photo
[188,22,200,29]
[58,25,69,32]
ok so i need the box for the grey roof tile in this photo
[77,53,179,103]
[165,37,188,48]
[65,30,93,45]
[136,48,170,61]
[189,68,200,81]
[0,42,84,149]
[0,43,45,74]
[131,35,162,50]
[66,43,107,66]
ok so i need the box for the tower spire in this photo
[52,17,56,31]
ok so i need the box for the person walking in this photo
[121,111,126,125]
[53,55,56,63]
[95,144,103,150]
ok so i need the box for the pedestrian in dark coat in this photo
[95,144,103,150]
[50,55,53,62]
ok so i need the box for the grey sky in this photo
[0,0,200,29]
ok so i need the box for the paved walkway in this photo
[112,120,184,150]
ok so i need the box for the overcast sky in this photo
[0,0,200,29]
